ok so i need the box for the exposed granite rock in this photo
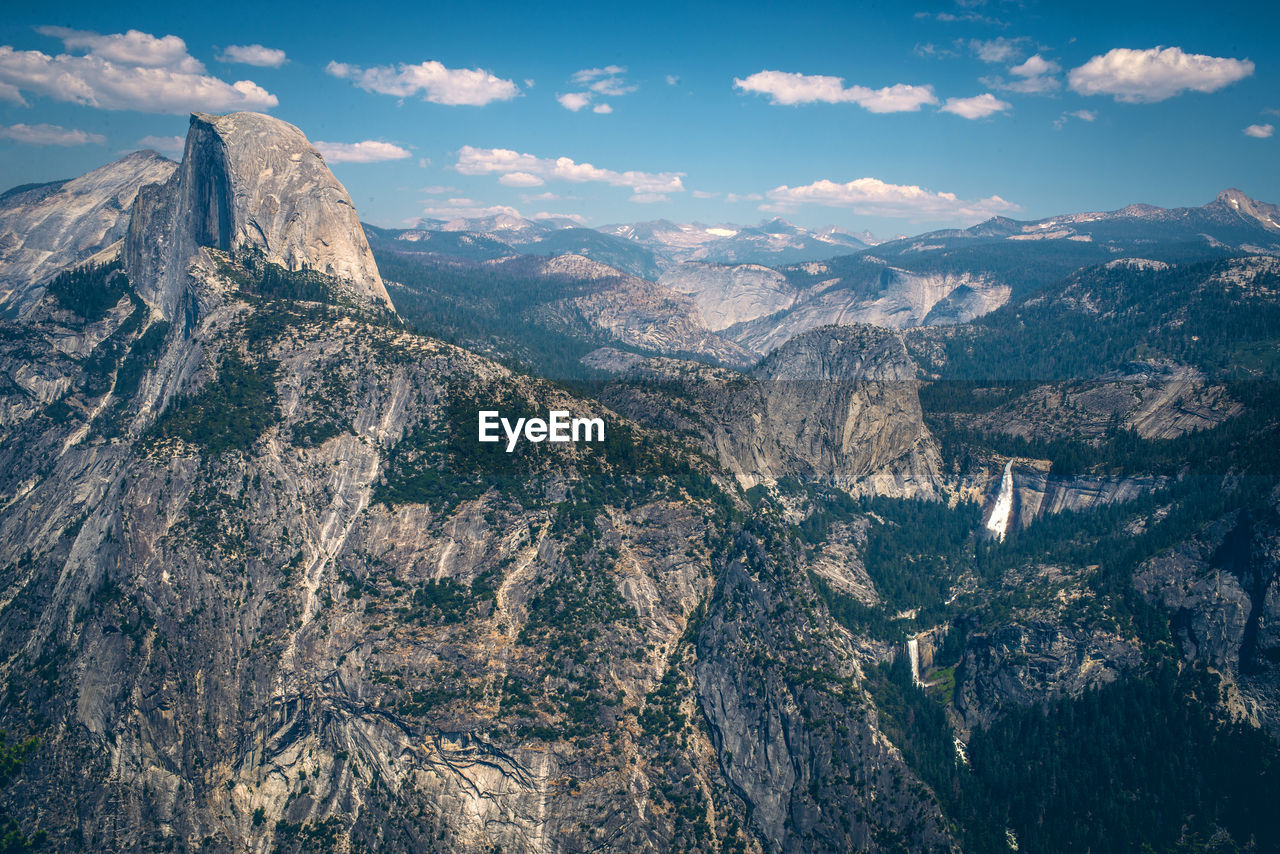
[0,151,176,316]
[125,112,390,322]
[724,265,1009,356]
[507,253,756,367]
[1133,500,1280,732]
[955,361,1242,443]
[955,620,1142,731]
[599,325,942,496]
[658,262,798,331]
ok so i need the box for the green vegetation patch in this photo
[150,353,279,453]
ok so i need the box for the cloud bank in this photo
[456,145,684,195]
[0,27,277,113]
[326,59,519,106]
[763,176,1018,221]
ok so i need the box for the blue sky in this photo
[0,0,1276,237]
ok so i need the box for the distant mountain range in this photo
[367,214,878,277]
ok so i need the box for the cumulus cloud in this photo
[734,70,937,112]
[313,140,412,163]
[969,37,1027,64]
[0,27,276,113]
[137,133,186,153]
[1068,46,1254,103]
[981,53,1062,94]
[762,177,1018,222]
[629,193,668,203]
[326,59,518,106]
[498,171,544,187]
[1012,55,1060,77]
[456,145,684,195]
[0,122,105,145]
[217,44,286,68]
[1244,123,1274,139]
[665,74,680,86]
[692,190,719,199]
[940,93,1011,119]
[36,26,202,71]
[557,92,591,111]
[592,103,612,114]
[725,192,763,203]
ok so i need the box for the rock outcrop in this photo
[598,325,942,496]
[0,150,176,316]
[125,112,390,322]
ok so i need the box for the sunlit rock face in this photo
[0,150,176,316]
[125,111,390,322]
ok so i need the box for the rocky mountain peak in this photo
[125,111,390,321]
[753,324,915,384]
[0,149,176,316]
[1211,188,1280,231]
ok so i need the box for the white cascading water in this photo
[907,637,922,686]
[984,460,1015,541]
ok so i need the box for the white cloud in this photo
[981,54,1063,95]
[421,184,457,194]
[326,59,518,106]
[313,140,411,163]
[217,44,286,68]
[533,211,587,223]
[970,37,1026,64]
[0,122,105,145]
[763,177,1018,221]
[665,74,680,86]
[1068,46,1254,103]
[1011,54,1060,77]
[940,93,1011,119]
[456,145,684,195]
[0,27,277,113]
[421,199,524,220]
[137,133,185,153]
[521,191,561,201]
[572,65,635,96]
[725,192,763,203]
[559,67,633,112]
[629,192,668,203]
[0,28,277,113]
[36,26,202,71]
[1244,123,1274,139]
[734,70,937,112]
[498,171,544,187]
[692,190,719,199]
[557,92,590,111]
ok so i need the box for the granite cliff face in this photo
[125,112,390,322]
[0,151,176,316]
[596,325,941,496]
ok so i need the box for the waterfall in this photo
[907,637,921,686]
[984,460,1015,541]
